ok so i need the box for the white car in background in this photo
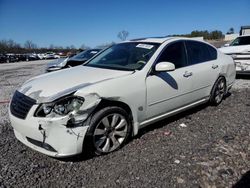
[9,37,235,158]
[219,35,250,75]
[37,53,46,60]
[44,52,60,59]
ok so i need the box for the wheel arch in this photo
[218,73,227,89]
[92,99,138,136]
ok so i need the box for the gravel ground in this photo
[0,60,250,187]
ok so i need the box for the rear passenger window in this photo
[157,41,187,69]
[207,45,217,60]
[186,41,216,65]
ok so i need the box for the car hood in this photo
[219,45,250,54]
[18,66,133,103]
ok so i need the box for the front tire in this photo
[86,106,131,155]
[210,77,226,106]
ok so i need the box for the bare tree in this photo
[49,44,55,49]
[24,40,37,49]
[117,30,129,41]
[80,44,90,50]
[70,45,76,49]
[226,27,235,34]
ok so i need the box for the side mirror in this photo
[224,43,230,47]
[155,62,175,72]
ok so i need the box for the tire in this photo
[85,106,132,155]
[210,77,226,106]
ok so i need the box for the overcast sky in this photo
[0,0,249,48]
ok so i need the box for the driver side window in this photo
[157,41,187,69]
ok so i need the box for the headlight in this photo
[35,96,84,117]
[58,57,68,67]
[231,54,237,59]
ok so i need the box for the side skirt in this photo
[139,97,209,129]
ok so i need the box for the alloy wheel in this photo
[214,79,225,104]
[93,113,128,153]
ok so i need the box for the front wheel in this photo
[86,106,131,155]
[210,77,226,106]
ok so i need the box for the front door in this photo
[146,41,194,119]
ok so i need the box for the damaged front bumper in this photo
[230,53,250,75]
[9,104,90,158]
[235,61,250,75]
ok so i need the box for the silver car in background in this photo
[9,37,235,157]
[219,35,250,75]
[46,49,101,72]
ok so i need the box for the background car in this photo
[219,35,250,75]
[0,54,7,63]
[5,53,17,63]
[19,53,40,61]
[37,53,46,59]
[44,52,60,59]
[46,49,101,72]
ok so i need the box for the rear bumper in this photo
[9,105,89,158]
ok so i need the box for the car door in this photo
[185,40,220,101]
[146,41,194,119]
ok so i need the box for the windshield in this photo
[230,36,250,46]
[72,49,100,60]
[85,42,160,71]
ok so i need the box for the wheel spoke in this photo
[102,117,110,128]
[215,90,220,96]
[114,130,126,137]
[115,119,126,129]
[96,136,106,148]
[220,81,224,89]
[111,114,119,127]
[110,135,120,149]
[103,138,111,152]
[215,95,221,103]
[94,128,105,136]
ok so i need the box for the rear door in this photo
[185,40,220,101]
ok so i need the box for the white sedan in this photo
[9,37,236,157]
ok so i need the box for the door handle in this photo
[183,71,193,78]
[212,65,218,69]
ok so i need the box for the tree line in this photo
[171,30,225,40]
[0,28,234,54]
[0,39,85,54]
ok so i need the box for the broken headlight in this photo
[35,96,84,117]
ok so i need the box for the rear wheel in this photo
[210,77,226,106]
[86,106,131,155]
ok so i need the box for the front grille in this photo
[26,137,57,152]
[10,90,36,119]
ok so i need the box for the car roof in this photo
[128,36,204,44]
[129,37,174,43]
